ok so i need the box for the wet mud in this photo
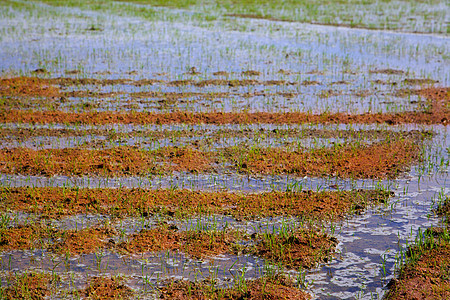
[0,187,392,219]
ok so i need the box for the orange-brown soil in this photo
[254,229,337,269]
[0,222,115,254]
[159,274,310,299]
[403,79,439,85]
[51,226,116,255]
[385,232,450,300]
[242,70,262,76]
[181,230,235,259]
[1,75,448,125]
[0,225,35,250]
[0,76,296,105]
[2,272,55,300]
[2,107,448,125]
[213,71,230,76]
[415,87,449,102]
[159,146,212,173]
[0,77,60,97]
[226,139,420,179]
[0,146,211,176]
[118,227,180,253]
[80,277,134,300]
[0,187,392,219]
[119,227,235,258]
[0,138,420,179]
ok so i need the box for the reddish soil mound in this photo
[0,77,60,97]
[0,187,392,220]
[159,275,311,300]
[81,277,134,300]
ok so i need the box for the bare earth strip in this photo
[0,187,392,219]
[1,109,449,125]
[0,139,421,179]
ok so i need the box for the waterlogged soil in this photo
[2,106,449,126]
[0,125,431,153]
[0,126,430,142]
[0,123,431,149]
[0,1,449,299]
[0,137,422,179]
[158,274,311,300]
[0,146,211,176]
[2,273,134,300]
[384,229,450,300]
[0,187,392,219]
[1,76,449,121]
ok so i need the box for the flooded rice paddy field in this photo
[0,0,449,299]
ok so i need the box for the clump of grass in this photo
[436,196,450,222]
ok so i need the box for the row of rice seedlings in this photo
[0,187,393,220]
[2,104,448,126]
[0,76,441,114]
[0,124,429,143]
[0,136,423,179]
[0,270,313,299]
[35,0,448,34]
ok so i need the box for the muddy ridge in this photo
[0,187,392,219]
[0,138,421,179]
[1,108,449,125]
